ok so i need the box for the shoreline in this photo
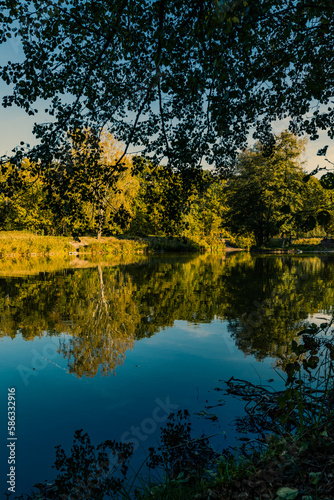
[1,231,333,259]
[0,231,224,258]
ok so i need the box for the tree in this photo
[226,131,307,246]
[44,130,136,239]
[302,146,334,234]
[0,1,333,172]
[130,157,200,236]
[0,159,54,233]
[296,176,332,235]
[183,175,228,246]
[102,167,139,235]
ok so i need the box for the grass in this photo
[0,231,73,256]
[77,235,149,255]
[79,235,203,254]
[131,429,334,500]
[141,236,205,253]
[0,231,205,257]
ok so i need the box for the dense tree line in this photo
[0,131,332,244]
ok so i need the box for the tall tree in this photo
[296,176,332,235]
[226,131,306,245]
[130,157,197,236]
[183,175,228,246]
[45,130,135,239]
[0,1,333,172]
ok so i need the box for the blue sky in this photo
[1,37,333,172]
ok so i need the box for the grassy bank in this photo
[0,231,210,257]
[251,236,334,253]
[0,231,73,256]
[79,235,205,255]
[170,427,333,500]
[134,428,334,499]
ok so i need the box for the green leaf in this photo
[309,471,322,485]
[275,486,299,499]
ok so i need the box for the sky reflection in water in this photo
[1,252,334,494]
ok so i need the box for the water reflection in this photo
[1,253,334,377]
[225,255,334,360]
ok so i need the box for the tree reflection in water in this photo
[1,253,334,377]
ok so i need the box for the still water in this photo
[1,252,334,495]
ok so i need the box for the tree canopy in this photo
[226,132,305,245]
[45,130,138,239]
[226,131,332,245]
[0,0,333,171]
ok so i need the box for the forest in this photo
[0,130,333,247]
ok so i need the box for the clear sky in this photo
[1,37,333,172]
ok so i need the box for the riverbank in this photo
[136,427,334,499]
[2,231,334,263]
[0,231,219,257]
[251,236,334,254]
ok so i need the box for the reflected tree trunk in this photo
[97,265,108,314]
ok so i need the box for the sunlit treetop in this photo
[0,0,333,172]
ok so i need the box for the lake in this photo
[1,252,334,496]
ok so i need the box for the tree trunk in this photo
[97,265,108,313]
[97,188,109,240]
[281,232,285,248]
[97,206,104,240]
[256,231,263,246]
